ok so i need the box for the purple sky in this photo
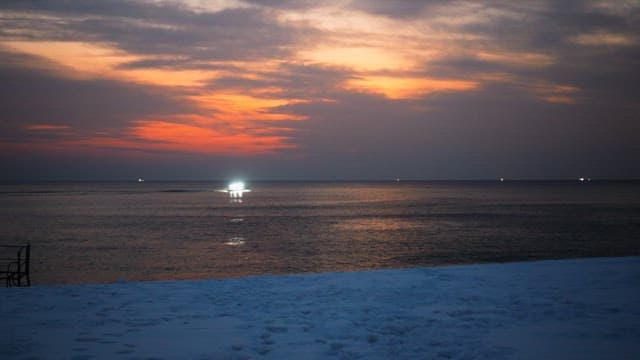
[1,0,639,180]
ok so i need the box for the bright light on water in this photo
[229,181,245,191]
[227,181,250,199]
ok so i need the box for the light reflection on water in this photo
[224,237,246,246]
[1,181,640,284]
[334,218,423,231]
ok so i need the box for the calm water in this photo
[1,181,639,285]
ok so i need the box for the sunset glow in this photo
[346,76,479,100]
[131,120,294,155]
[1,1,638,180]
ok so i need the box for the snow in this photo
[1,257,639,359]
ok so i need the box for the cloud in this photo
[1,0,639,179]
[0,1,315,68]
[0,49,301,157]
[130,120,295,154]
[571,31,636,46]
[24,124,71,131]
[241,0,319,10]
[0,48,191,142]
[345,76,479,100]
[346,0,448,19]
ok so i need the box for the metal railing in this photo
[0,244,31,287]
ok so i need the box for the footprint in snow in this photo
[265,325,288,333]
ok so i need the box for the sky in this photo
[0,0,639,181]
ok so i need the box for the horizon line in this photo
[1,178,639,183]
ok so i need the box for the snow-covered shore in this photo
[2,257,639,359]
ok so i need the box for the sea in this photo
[1,180,639,285]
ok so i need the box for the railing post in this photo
[25,244,30,286]
[16,247,22,287]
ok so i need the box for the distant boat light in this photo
[228,181,246,191]
[221,181,251,198]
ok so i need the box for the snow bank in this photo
[1,257,639,359]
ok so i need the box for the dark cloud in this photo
[347,0,444,19]
[0,49,191,141]
[207,63,351,101]
[468,1,636,51]
[116,58,236,71]
[73,8,302,61]
[0,0,196,23]
[241,0,319,10]
[418,1,640,109]
[0,1,316,67]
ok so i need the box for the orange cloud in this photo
[192,93,308,123]
[476,51,555,68]
[4,120,296,156]
[525,82,580,104]
[298,46,413,72]
[571,32,636,47]
[130,120,295,154]
[24,124,70,131]
[345,76,479,99]
[3,41,215,87]
[3,41,137,80]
